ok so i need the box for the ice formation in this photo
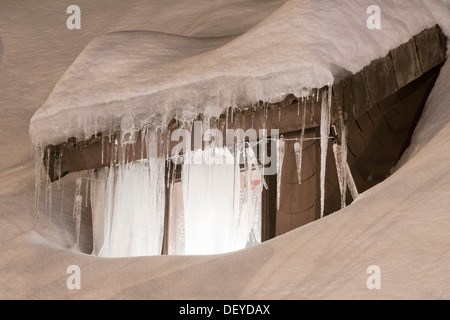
[319,88,332,219]
[180,146,261,255]
[90,159,166,257]
[276,136,285,210]
[89,127,166,257]
[294,98,308,185]
[28,0,450,256]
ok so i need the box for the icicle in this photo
[33,146,43,225]
[231,106,234,124]
[55,150,63,190]
[232,137,240,227]
[333,139,358,207]
[167,154,172,189]
[319,87,332,219]
[74,194,82,249]
[333,142,345,208]
[171,154,177,205]
[183,150,191,210]
[140,127,145,161]
[337,92,348,209]
[276,136,285,210]
[346,162,359,201]
[295,99,307,184]
[294,140,302,184]
[131,139,136,162]
[85,174,90,207]
[259,129,266,174]
[339,123,348,208]
[225,107,229,131]
[45,148,50,216]
[113,136,118,165]
[73,176,82,218]
[48,177,53,223]
[84,118,88,140]
[165,128,170,161]
[245,146,252,207]
[100,135,105,165]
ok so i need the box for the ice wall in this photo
[90,160,166,257]
[182,147,251,255]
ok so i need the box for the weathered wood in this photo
[332,73,351,118]
[390,38,422,88]
[275,130,318,236]
[346,63,442,194]
[414,24,447,73]
[364,54,398,108]
[351,69,371,118]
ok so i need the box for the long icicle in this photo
[320,86,332,219]
[339,123,348,208]
[346,162,359,201]
[45,148,50,218]
[74,194,82,250]
[333,142,345,208]
[335,94,349,209]
[73,176,82,218]
[85,173,90,207]
[33,146,45,227]
[294,98,307,184]
[276,135,285,210]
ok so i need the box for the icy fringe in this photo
[32,84,351,257]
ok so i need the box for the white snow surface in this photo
[29,0,450,146]
[0,0,449,299]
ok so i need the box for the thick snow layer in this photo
[29,0,450,146]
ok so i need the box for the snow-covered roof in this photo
[29,0,450,146]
